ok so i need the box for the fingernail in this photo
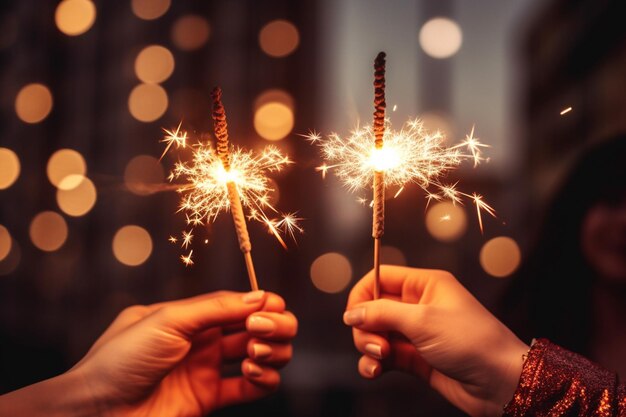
[365,343,382,359]
[343,308,365,326]
[366,363,378,377]
[246,362,263,377]
[253,343,272,359]
[242,290,265,304]
[248,316,276,333]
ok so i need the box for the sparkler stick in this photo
[211,87,258,291]
[372,52,386,299]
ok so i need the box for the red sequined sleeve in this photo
[503,338,626,417]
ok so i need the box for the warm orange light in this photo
[29,211,68,252]
[369,146,400,172]
[419,17,463,59]
[480,236,521,278]
[124,155,164,196]
[47,149,87,189]
[134,45,175,84]
[112,225,153,266]
[171,15,210,51]
[310,252,352,293]
[380,245,407,266]
[0,148,20,189]
[254,89,294,111]
[426,201,467,242]
[15,83,53,124]
[0,225,11,262]
[56,176,97,217]
[254,102,294,141]
[259,20,299,58]
[131,0,170,20]
[128,83,168,122]
[55,0,96,36]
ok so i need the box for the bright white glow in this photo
[369,146,400,172]
[419,17,463,59]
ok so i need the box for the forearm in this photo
[0,370,99,417]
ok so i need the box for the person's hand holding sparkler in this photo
[162,87,301,290]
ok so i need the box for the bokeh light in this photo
[0,239,20,276]
[419,17,463,59]
[479,236,521,278]
[29,211,68,252]
[131,0,170,20]
[0,225,11,262]
[310,252,353,293]
[47,149,87,189]
[254,102,294,141]
[56,176,97,217]
[171,15,210,51]
[124,155,164,196]
[134,45,175,84]
[15,83,53,124]
[254,89,294,111]
[259,20,300,58]
[112,225,153,266]
[0,148,20,189]
[426,201,467,242]
[380,245,407,266]
[128,83,168,122]
[55,0,96,36]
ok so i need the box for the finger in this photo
[217,372,278,409]
[241,359,281,389]
[343,298,422,336]
[246,311,298,341]
[351,327,390,360]
[358,355,382,379]
[150,290,268,337]
[247,339,293,367]
[220,331,250,362]
[386,337,432,380]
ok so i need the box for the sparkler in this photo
[310,52,495,297]
[162,87,300,290]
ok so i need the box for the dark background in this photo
[1,0,626,416]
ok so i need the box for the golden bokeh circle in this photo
[425,201,467,242]
[29,211,68,252]
[15,83,53,124]
[134,45,175,84]
[253,102,294,141]
[254,89,294,111]
[479,236,522,278]
[124,155,164,196]
[259,20,299,58]
[56,176,97,217]
[128,83,168,122]
[55,0,96,36]
[47,149,87,189]
[310,252,353,293]
[171,15,210,51]
[419,17,463,59]
[112,225,153,266]
[0,225,11,262]
[131,0,170,20]
[0,148,20,189]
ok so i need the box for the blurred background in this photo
[1,0,626,416]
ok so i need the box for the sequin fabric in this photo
[503,338,625,416]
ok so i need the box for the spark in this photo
[465,192,496,234]
[168,235,178,244]
[440,214,451,221]
[181,250,194,266]
[160,121,187,161]
[311,119,496,231]
[181,230,193,249]
[393,185,405,199]
[560,106,572,115]
[392,104,398,112]
[164,128,301,264]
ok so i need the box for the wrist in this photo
[489,336,529,416]
[0,369,100,417]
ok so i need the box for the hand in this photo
[344,266,528,417]
[73,290,297,416]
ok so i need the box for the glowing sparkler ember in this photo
[310,53,496,292]
[161,88,300,290]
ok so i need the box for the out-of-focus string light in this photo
[259,20,300,58]
[134,45,175,84]
[15,83,53,124]
[30,211,68,252]
[419,17,462,59]
[171,15,210,51]
[131,0,170,21]
[112,225,153,266]
[480,236,521,278]
[0,148,20,189]
[56,176,97,217]
[0,225,11,262]
[310,252,353,293]
[128,83,168,122]
[254,102,294,141]
[47,149,87,190]
[55,0,96,36]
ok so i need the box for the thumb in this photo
[343,299,422,337]
[150,290,267,337]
